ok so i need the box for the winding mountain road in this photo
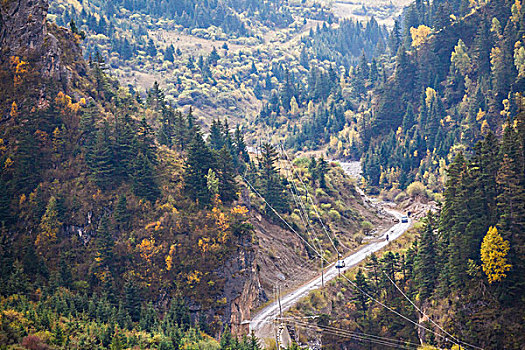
[249,164,411,340]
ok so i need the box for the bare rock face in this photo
[1,0,63,80]
[215,245,262,336]
[1,0,47,52]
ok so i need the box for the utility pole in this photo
[321,256,324,287]
[278,285,283,318]
[274,286,280,350]
[275,285,284,350]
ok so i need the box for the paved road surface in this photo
[249,209,411,339]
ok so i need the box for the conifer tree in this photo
[131,152,160,202]
[318,157,328,189]
[135,117,156,161]
[114,194,130,231]
[437,152,465,292]
[96,215,114,270]
[0,178,11,225]
[90,122,116,190]
[124,280,141,322]
[415,213,437,300]
[353,269,370,320]
[184,132,214,205]
[114,114,135,181]
[209,119,225,151]
[216,147,238,203]
[402,104,415,131]
[308,157,318,185]
[389,19,402,55]
[234,125,249,164]
[259,143,287,214]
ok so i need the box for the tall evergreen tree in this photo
[216,147,238,203]
[90,122,116,190]
[184,132,214,205]
[259,143,287,214]
[415,213,437,300]
[131,152,160,202]
[114,194,131,231]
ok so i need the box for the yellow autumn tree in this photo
[480,226,512,284]
[10,101,18,119]
[410,25,432,47]
[165,244,176,271]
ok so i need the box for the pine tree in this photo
[437,152,465,292]
[187,107,196,131]
[131,152,160,202]
[318,157,328,189]
[415,213,437,300]
[259,143,287,214]
[96,215,114,270]
[353,268,370,320]
[124,280,141,322]
[308,157,318,185]
[216,147,238,203]
[496,123,525,297]
[147,38,157,57]
[480,132,501,224]
[234,125,249,164]
[0,178,12,225]
[114,194,131,231]
[209,119,225,151]
[135,117,156,161]
[402,104,415,131]
[164,44,175,62]
[184,132,214,205]
[90,122,116,190]
[114,114,135,181]
[389,19,402,55]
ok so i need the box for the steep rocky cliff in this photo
[0,0,85,100]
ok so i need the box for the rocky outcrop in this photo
[216,244,264,335]
[0,0,83,86]
[0,0,48,54]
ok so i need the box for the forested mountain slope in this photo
[0,0,382,348]
[357,0,525,193]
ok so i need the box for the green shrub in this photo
[328,209,341,221]
[360,221,373,233]
[406,181,427,198]
[321,203,331,210]
[394,191,407,203]
[315,188,327,197]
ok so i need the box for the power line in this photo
[289,319,418,350]
[241,174,322,259]
[381,271,483,350]
[279,145,342,255]
[278,317,422,348]
[279,147,325,255]
[279,149,328,285]
[337,269,483,349]
[262,318,418,350]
